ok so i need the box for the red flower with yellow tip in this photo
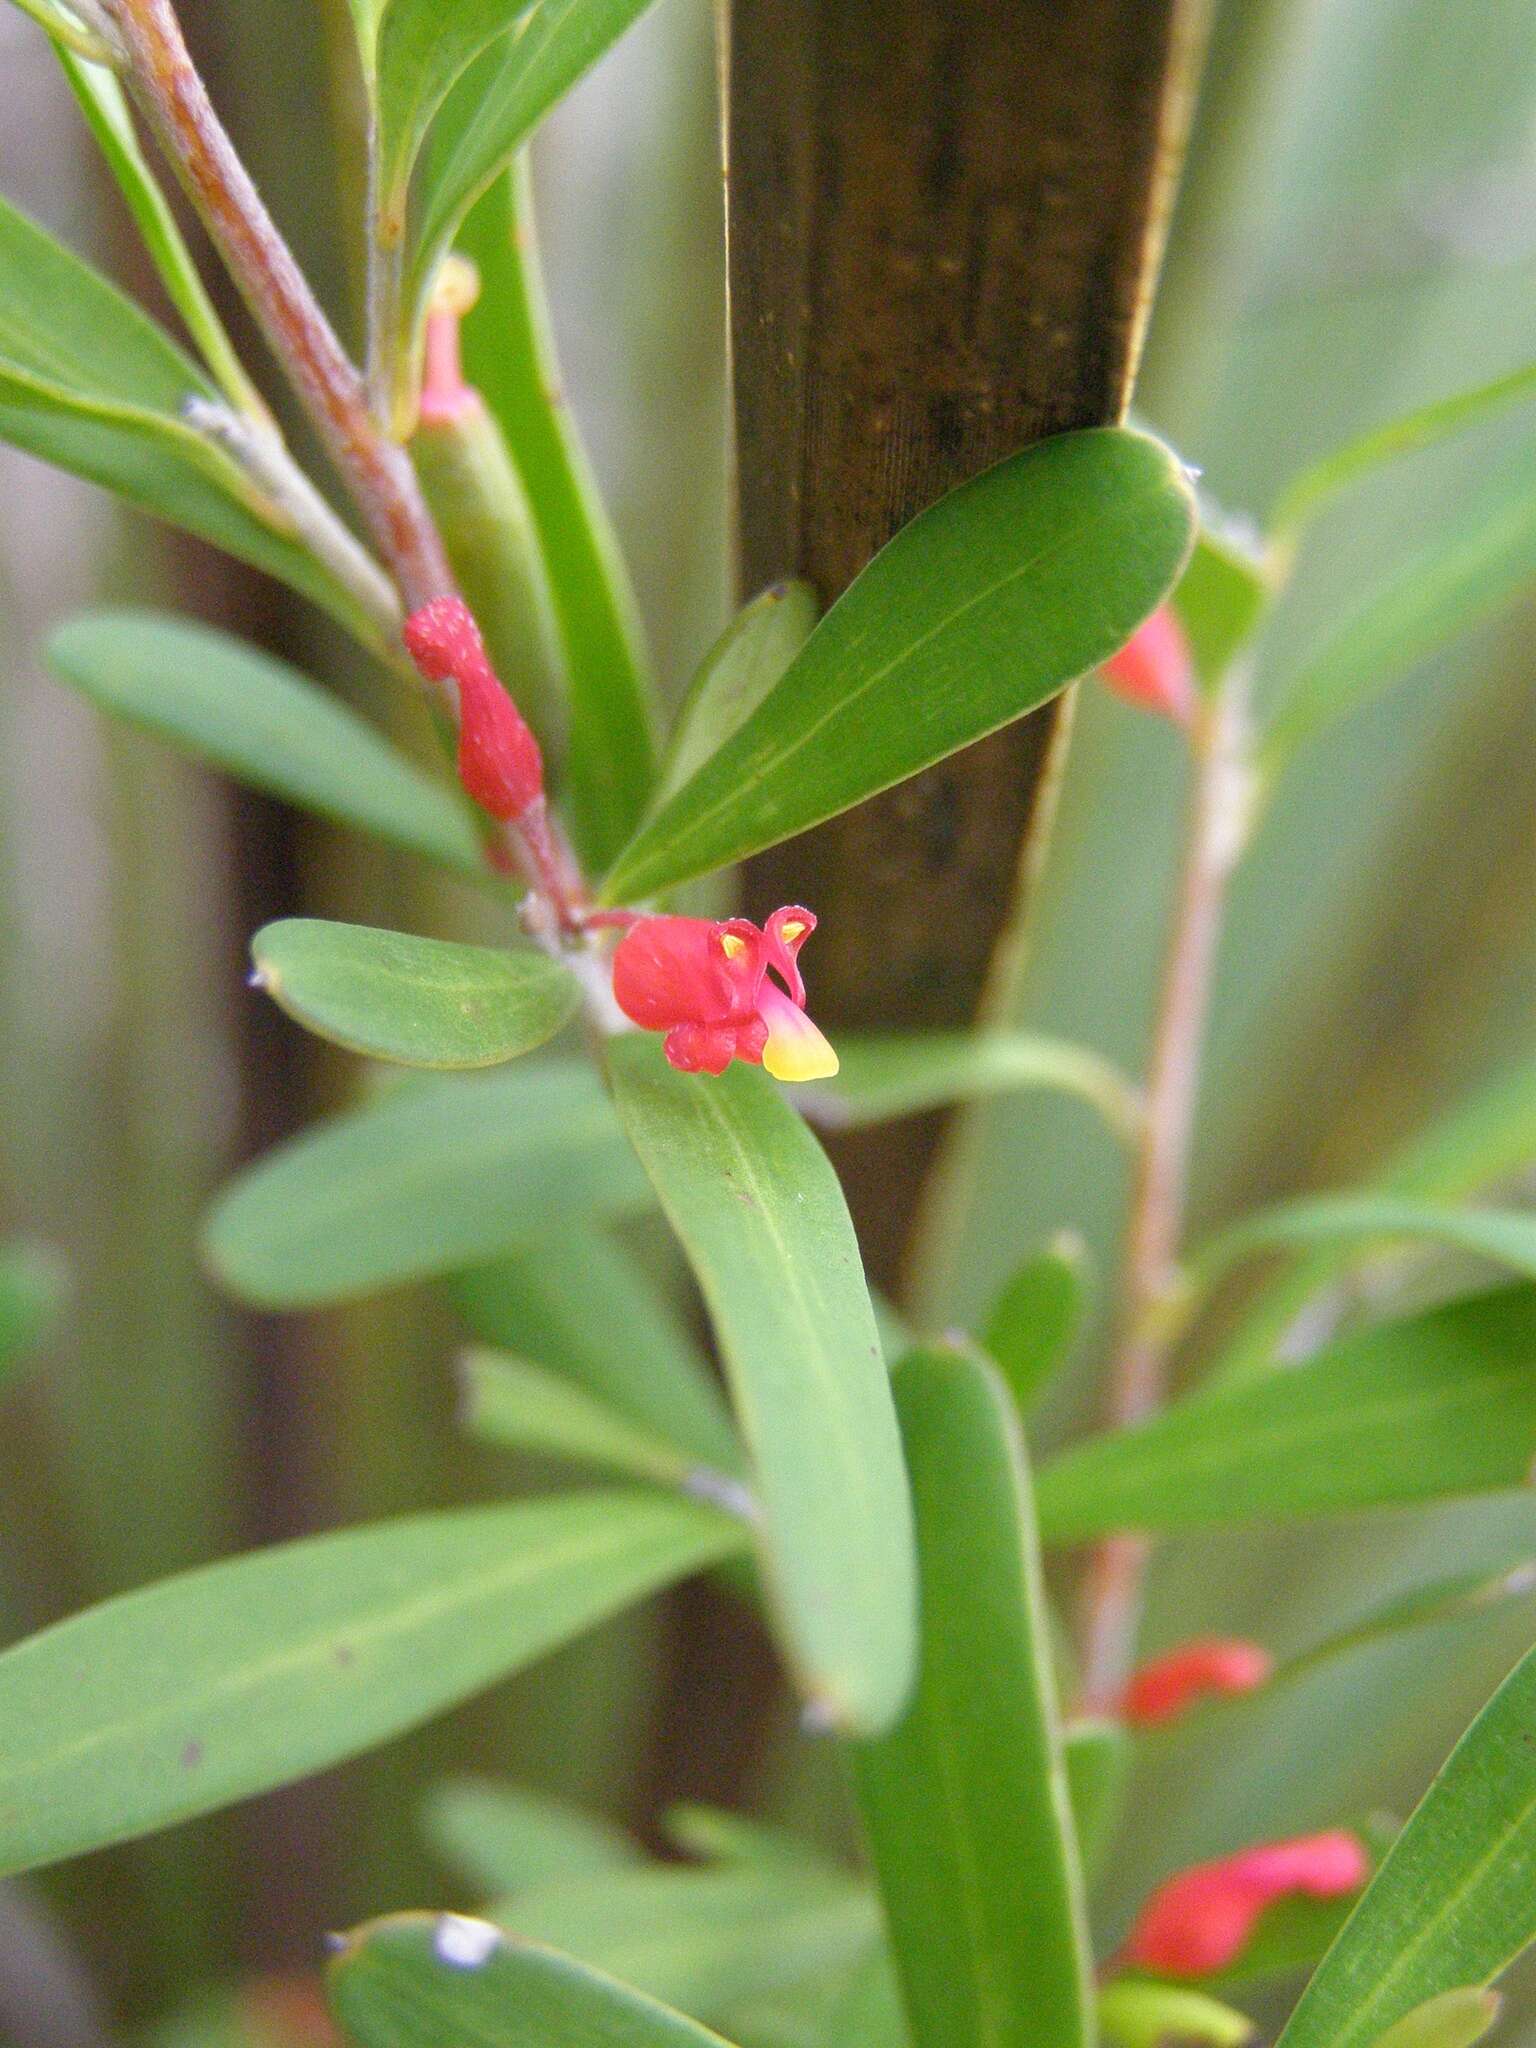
[611,905,839,1082]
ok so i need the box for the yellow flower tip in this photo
[759,985,839,1082]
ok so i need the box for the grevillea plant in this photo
[4,3,1536,2047]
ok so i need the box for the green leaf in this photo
[1187,1196,1536,1301]
[607,1036,917,1736]
[458,1347,703,1488]
[412,4,662,330]
[660,1806,832,1874]
[1062,1716,1131,1881]
[328,1914,740,2046]
[854,1344,1094,2048]
[1368,1990,1502,2048]
[802,1033,1143,1141]
[0,1492,741,1879]
[422,1778,640,1897]
[1098,1981,1255,2048]
[1208,1054,1536,1384]
[983,1234,1090,1420]
[1034,1284,1536,1542]
[601,428,1196,903]
[1272,1563,1536,1692]
[1275,1637,1536,2048]
[1170,513,1271,691]
[1262,456,1536,777]
[343,0,387,80]
[205,1061,648,1309]
[0,197,380,641]
[652,584,818,808]
[457,162,656,869]
[451,1227,742,1475]
[251,919,577,1068]
[500,1863,878,2021]
[375,0,531,226]
[48,610,489,881]
[1271,360,1536,543]
[0,1240,66,1386]
[57,50,265,421]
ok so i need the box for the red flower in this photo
[1102,606,1196,725]
[612,905,838,1081]
[403,597,544,822]
[1123,1830,1368,1978]
[1122,1638,1273,1727]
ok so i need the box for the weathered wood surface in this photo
[727,0,1202,1284]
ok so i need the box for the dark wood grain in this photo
[726,0,1202,1285]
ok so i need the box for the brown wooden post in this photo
[726,0,1205,1287]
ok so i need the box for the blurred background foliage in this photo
[2,0,1536,2036]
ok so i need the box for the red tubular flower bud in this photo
[1123,1830,1368,1979]
[1122,1638,1273,1727]
[1102,605,1196,725]
[403,597,544,821]
[611,905,837,1081]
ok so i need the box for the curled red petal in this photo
[1102,606,1196,725]
[613,916,761,1032]
[1122,1830,1367,1979]
[1123,1638,1273,1727]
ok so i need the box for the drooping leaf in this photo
[1262,455,1536,777]
[451,1226,742,1475]
[1209,1053,1536,1383]
[458,1347,703,1488]
[1062,1715,1131,1881]
[457,163,656,869]
[601,428,1196,903]
[1187,1196,1536,1300]
[48,611,489,881]
[1170,511,1271,692]
[0,198,380,641]
[652,584,818,807]
[0,1240,66,1388]
[983,1234,1091,1421]
[1367,1989,1502,2048]
[1098,1980,1254,2048]
[422,1777,640,1898]
[328,1914,740,2047]
[801,1033,1142,1141]
[1276,1638,1536,2048]
[251,919,578,1068]
[499,1862,878,2021]
[854,1345,1094,2048]
[413,4,662,332]
[607,1036,917,1736]
[0,1492,740,1879]
[1271,359,1536,542]
[204,1061,648,1309]
[1034,1285,1536,1542]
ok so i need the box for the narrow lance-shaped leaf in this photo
[854,1344,1095,2048]
[1185,1196,1536,1304]
[375,0,532,227]
[421,1778,641,1899]
[0,1492,741,1880]
[801,1032,1143,1141]
[0,197,381,642]
[607,1034,917,1736]
[601,427,1196,903]
[48,611,491,882]
[984,1235,1090,1421]
[458,1347,703,1489]
[1034,1284,1536,1543]
[1270,1563,1536,1692]
[251,919,578,1069]
[205,1061,649,1310]
[328,1914,742,2047]
[652,582,818,807]
[1276,1637,1536,2048]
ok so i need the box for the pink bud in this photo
[1122,1638,1273,1727]
[1102,606,1196,725]
[1123,1830,1368,1979]
[403,598,544,821]
[417,255,481,428]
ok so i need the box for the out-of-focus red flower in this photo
[241,1972,343,2048]
[1102,606,1196,725]
[403,597,544,821]
[612,905,838,1081]
[1122,1830,1368,1978]
[1122,1638,1273,1727]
